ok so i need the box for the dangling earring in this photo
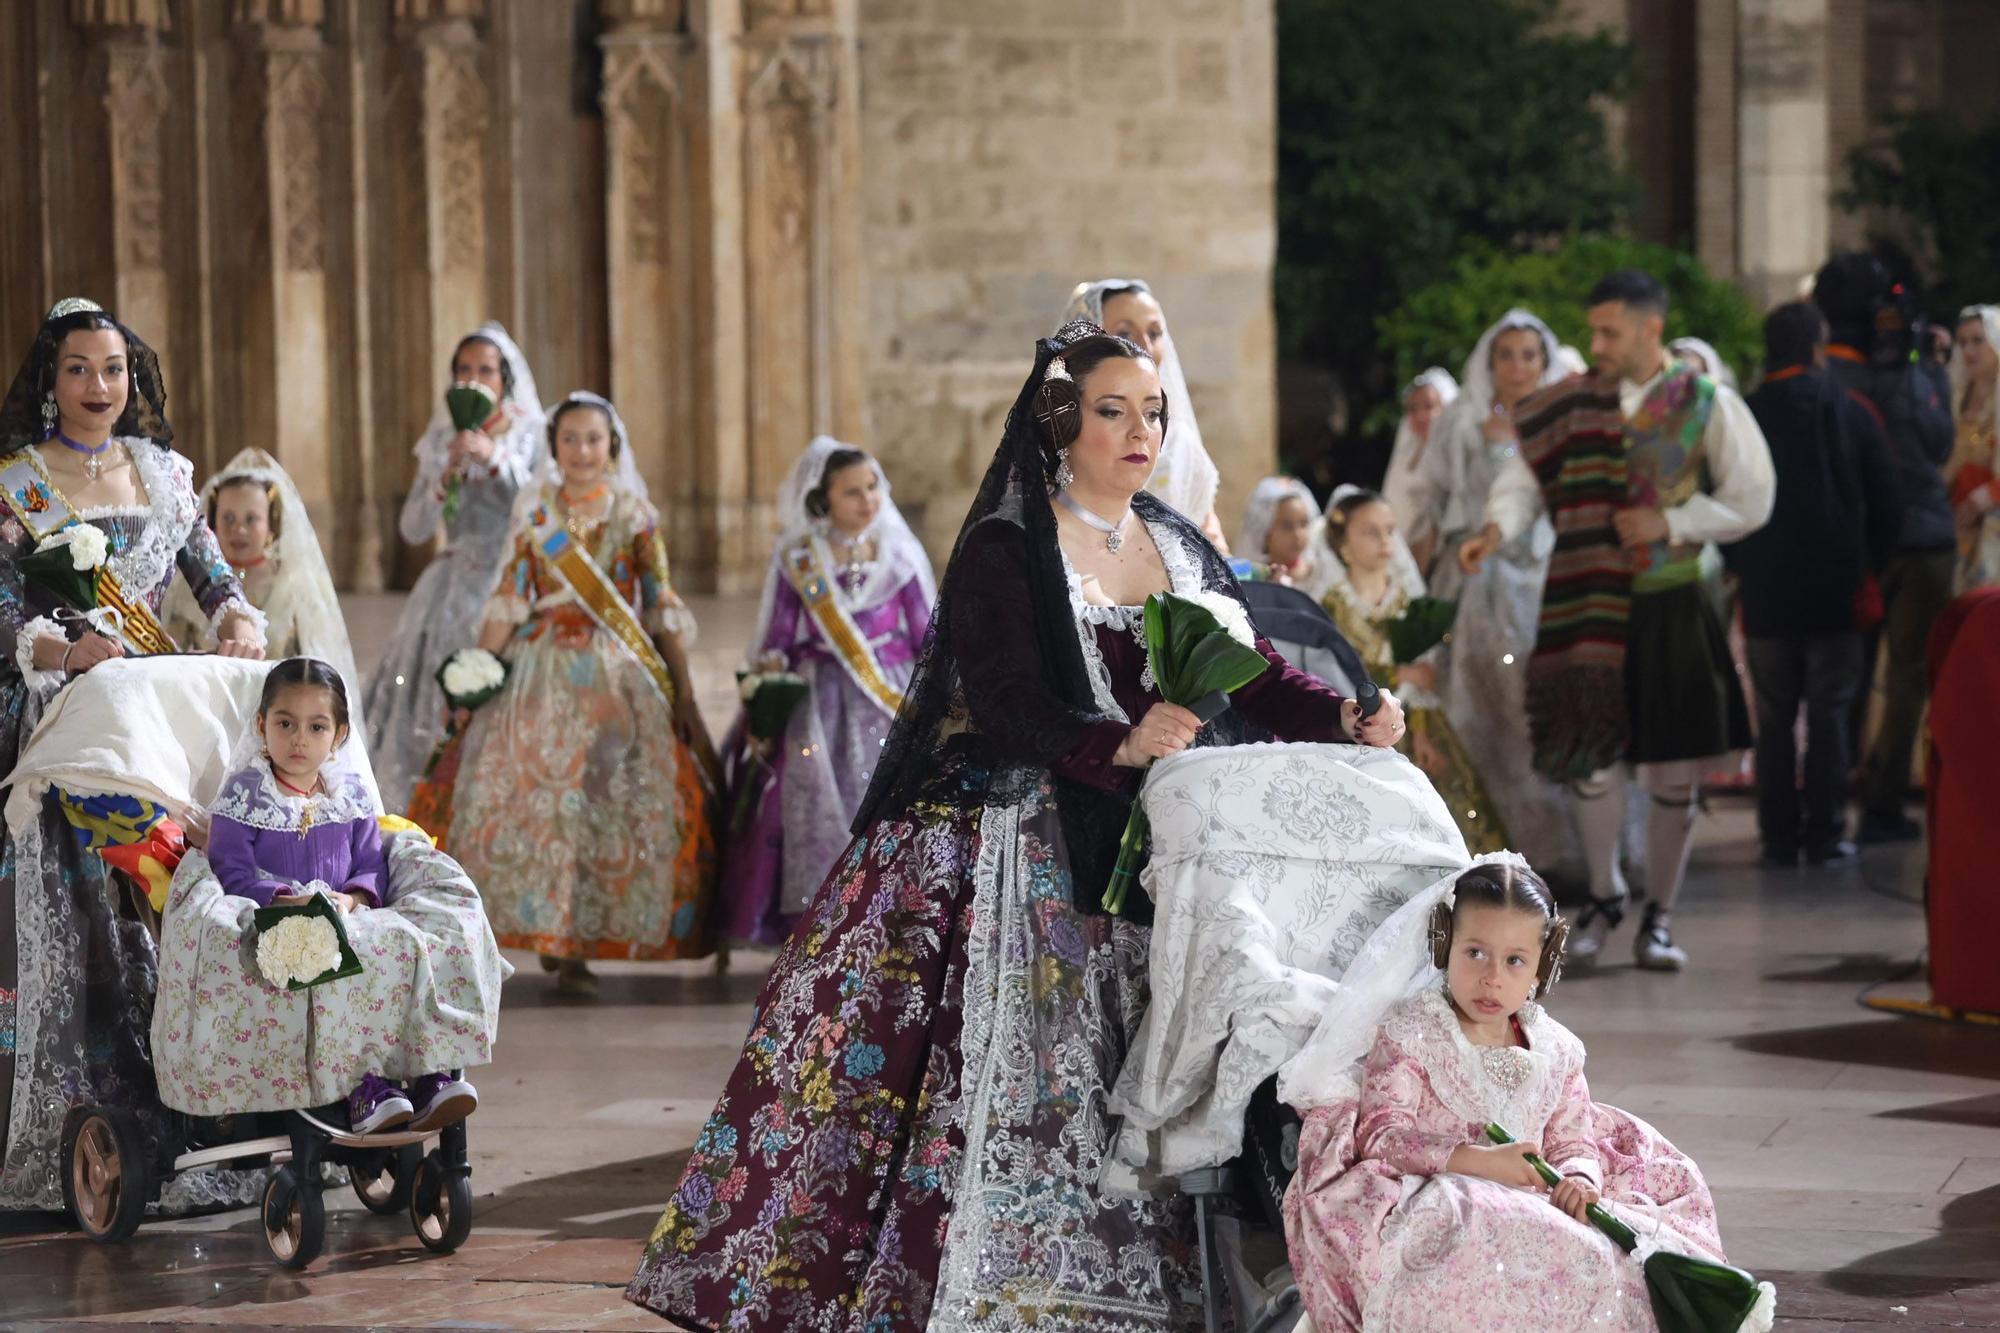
[39,392,57,441]
[1053,448,1076,491]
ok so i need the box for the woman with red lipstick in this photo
[0,297,265,1211]
[629,323,1406,1332]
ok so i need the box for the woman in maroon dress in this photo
[627,324,1406,1332]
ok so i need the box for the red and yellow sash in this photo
[784,539,905,719]
[533,514,721,791]
[0,447,177,656]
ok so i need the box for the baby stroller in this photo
[4,656,507,1269]
[1106,741,1472,1332]
[1239,578,1366,698]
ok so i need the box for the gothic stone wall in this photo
[857,0,1279,555]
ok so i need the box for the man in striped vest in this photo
[1459,270,1776,971]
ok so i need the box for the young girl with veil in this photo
[151,658,506,1134]
[164,448,363,717]
[363,322,545,813]
[442,391,715,994]
[1382,366,1458,566]
[1320,486,1508,855]
[1277,856,1771,1332]
[1063,278,1230,549]
[720,437,934,947]
[1237,475,1333,599]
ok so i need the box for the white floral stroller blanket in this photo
[154,834,509,1115]
[1106,742,1469,1190]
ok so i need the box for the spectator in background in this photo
[1728,303,1898,867]
[1811,254,1956,844]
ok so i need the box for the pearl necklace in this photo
[1054,489,1133,554]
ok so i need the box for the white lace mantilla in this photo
[207,755,376,835]
[1382,988,1585,1136]
[1107,742,1470,1182]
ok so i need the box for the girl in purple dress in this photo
[191,659,487,1133]
[721,438,935,946]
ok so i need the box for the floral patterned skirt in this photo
[449,620,717,961]
[627,750,1206,1332]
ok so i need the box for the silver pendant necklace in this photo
[1054,489,1132,554]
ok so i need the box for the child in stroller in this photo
[4,653,509,1267]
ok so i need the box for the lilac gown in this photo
[720,551,931,945]
[151,759,509,1115]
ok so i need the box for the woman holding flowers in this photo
[1279,858,1771,1332]
[628,325,1404,1332]
[443,392,714,995]
[0,298,265,1211]
[720,437,935,947]
[363,322,544,813]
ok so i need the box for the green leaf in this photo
[1143,595,1174,700]
[1177,635,1272,702]
[1387,596,1459,665]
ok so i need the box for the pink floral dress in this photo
[1283,988,1728,1332]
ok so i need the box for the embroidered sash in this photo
[0,448,177,656]
[532,512,720,792]
[784,538,906,718]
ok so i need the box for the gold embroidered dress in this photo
[447,485,716,960]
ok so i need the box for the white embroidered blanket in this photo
[1106,741,1469,1188]
[2,655,381,835]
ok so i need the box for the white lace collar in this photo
[1064,517,1211,723]
[207,753,377,835]
[107,441,198,599]
[1382,987,1584,1136]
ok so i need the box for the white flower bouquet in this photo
[36,524,109,572]
[20,522,112,620]
[437,647,509,711]
[252,891,362,991]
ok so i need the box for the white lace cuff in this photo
[15,616,69,693]
[210,596,269,651]
[645,599,699,647]
[485,593,533,628]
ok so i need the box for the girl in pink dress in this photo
[1277,858,1771,1332]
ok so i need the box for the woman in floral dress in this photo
[0,298,264,1211]
[627,324,1406,1331]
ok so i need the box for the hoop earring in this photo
[1052,448,1076,491]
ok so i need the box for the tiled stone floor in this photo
[2,595,1995,1329]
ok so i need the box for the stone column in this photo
[600,0,703,573]
[1738,0,1832,308]
[68,0,174,374]
[735,0,864,584]
[399,0,491,373]
[233,0,339,552]
[1693,0,1739,279]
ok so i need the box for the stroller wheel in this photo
[263,1165,326,1269]
[351,1145,420,1215]
[61,1106,150,1244]
[409,1150,473,1254]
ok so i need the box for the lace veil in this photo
[851,323,1259,909]
[412,320,545,472]
[1951,305,2000,441]
[0,297,173,451]
[1383,365,1461,523]
[1062,279,1221,525]
[1669,336,1739,392]
[747,435,936,668]
[191,449,364,731]
[519,389,650,511]
[1277,849,1532,1110]
[1235,475,1321,563]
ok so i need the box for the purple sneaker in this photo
[408,1071,478,1133]
[349,1074,414,1134]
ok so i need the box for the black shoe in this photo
[1805,840,1860,867]
[1759,844,1799,868]
[1857,816,1922,845]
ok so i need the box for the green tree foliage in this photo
[1374,234,1761,431]
[1277,0,1632,396]
[1841,112,2000,321]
